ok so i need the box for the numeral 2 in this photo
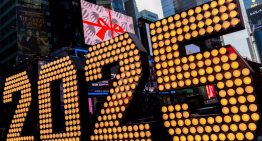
[85,33,152,141]
[3,71,34,141]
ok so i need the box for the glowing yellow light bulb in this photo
[245,132,254,140]
[247,95,255,103]
[236,133,244,141]
[189,16,196,23]
[220,5,227,13]
[203,4,209,10]
[245,86,254,94]
[220,98,228,106]
[207,26,214,33]
[242,68,250,76]
[251,113,260,121]
[222,21,230,29]
[195,6,202,13]
[215,24,222,32]
[248,123,257,131]
[228,3,236,10]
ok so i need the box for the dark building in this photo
[245,1,262,61]
[0,0,19,73]
[0,0,50,75]
[48,0,84,49]
[244,0,262,9]
[173,0,197,13]
[96,0,126,13]
[161,0,175,17]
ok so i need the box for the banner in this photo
[17,6,49,57]
[80,0,135,45]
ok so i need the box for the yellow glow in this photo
[239,123,247,131]
[192,31,198,37]
[198,21,205,28]
[230,10,238,18]
[251,113,260,121]
[207,26,214,33]
[228,3,236,10]
[214,66,222,73]
[190,24,197,30]
[218,0,225,5]
[245,132,254,140]
[245,86,254,94]
[220,6,227,13]
[189,16,196,23]
[247,95,255,103]
[220,98,228,106]
[249,104,258,112]
[195,6,202,13]
[204,11,211,18]
[210,1,218,8]
[236,133,244,141]
[242,68,250,76]
[231,18,240,26]
[215,24,222,32]
[203,4,209,10]
[223,21,231,30]
[205,19,213,26]
[196,14,203,21]
[248,123,257,131]
[174,14,180,20]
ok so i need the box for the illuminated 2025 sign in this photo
[2,0,261,141]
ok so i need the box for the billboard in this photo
[17,6,49,57]
[254,27,262,59]
[80,0,135,45]
[246,4,262,26]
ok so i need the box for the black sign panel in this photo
[247,4,262,25]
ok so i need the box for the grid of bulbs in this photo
[149,0,260,140]
[150,0,241,91]
[154,45,260,141]
[85,33,152,141]
[38,56,81,141]
[150,0,240,44]
[162,92,259,141]
[3,71,34,141]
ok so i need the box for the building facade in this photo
[161,0,175,18]
[96,0,126,13]
[244,0,262,9]
[244,0,262,61]
[140,10,158,22]
[0,0,17,68]
[0,0,51,74]
[173,0,197,13]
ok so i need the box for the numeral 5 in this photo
[150,0,260,141]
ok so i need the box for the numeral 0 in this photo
[38,56,82,141]
[150,0,260,140]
